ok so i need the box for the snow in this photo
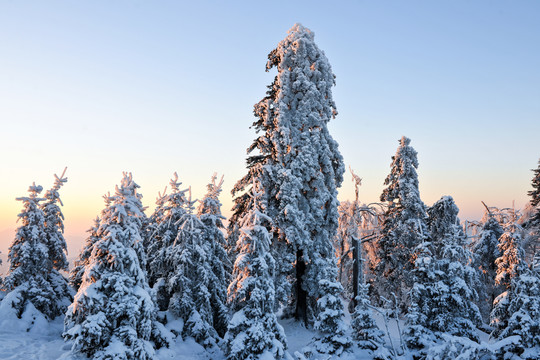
[0,302,538,359]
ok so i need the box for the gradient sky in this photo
[1,1,539,266]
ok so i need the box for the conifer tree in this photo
[63,173,157,360]
[164,191,220,348]
[494,211,525,291]
[69,216,100,290]
[526,159,540,229]
[490,220,537,359]
[197,173,230,338]
[404,241,434,350]
[471,211,504,320]
[40,170,72,308]
[523,159,540,265]
[2,179,70,320]
[491,256,540,358]
[144,173,188,310]
[405,196,481,349]
[41,169,69,272]
[374,136,429,311]
[351,283,386,354]
[230,25,347,353]
[226,179,287,360]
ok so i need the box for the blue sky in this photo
[0,1,539,258]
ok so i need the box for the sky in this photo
[0,1,539,265]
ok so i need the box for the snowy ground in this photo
[0,297,506,360]
[0,307,376,360]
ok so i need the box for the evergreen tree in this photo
[490,212,528,341]
[2,181,69,320]
[351,283,386,354]
[69,216,101,290]
[63,173,157,360]
[164,191,220,348]
[405,197,482,349]
[226,179,287,360]
[495,212,525,291]
[41,170,69,272]
[526,159,540,229]
[471,211,504,321]
[145,173,188,311]
[230,24,347,353]
[373,136,429,311]
[40,171,72,309]
[492,257,540,358]
[197,173,230,338]
[523,159,540,265]
[404,241,436,350]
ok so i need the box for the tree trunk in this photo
[295,249,308,326]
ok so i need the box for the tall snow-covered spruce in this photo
[63,173,158,360]
[230,24,349,354]
[2,172,71,321]
[373,136,428,311]
[226,179,287,360]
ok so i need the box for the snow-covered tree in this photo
[351,283,385,353]
[427,197,482,338]
[491,257,540,358]
[63,173,157,360]
[69,216,101,290]
[523,159,540,265]
[471,210,504,320]
[41,170,69,272]
[311,256,352,354]
[2,181,69,320]
[404,241,436,350]
[373,136,429,311]
[526,159,540,230]
[197,173,230,338]
[226,179,287,360]
[40,171,72,307]
[144,173,188,311]
[489,211,527,346]
[405,197,482,349]
[495,211,525,290]
[164,191,220,348]
[230,25,347,353]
